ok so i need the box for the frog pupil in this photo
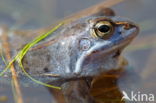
[98,25,110,33]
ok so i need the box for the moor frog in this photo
[0,8,139,103]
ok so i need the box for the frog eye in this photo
[92,21,114,39]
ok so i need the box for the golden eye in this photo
[92,21,114,39]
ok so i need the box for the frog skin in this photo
[0,8,139,103]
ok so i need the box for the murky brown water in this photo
[0,0,156,103]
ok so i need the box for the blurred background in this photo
[0,0,156,103]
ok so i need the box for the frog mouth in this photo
[98,38,131,58]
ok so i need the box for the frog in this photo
[0,8,139,103]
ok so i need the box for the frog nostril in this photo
[116,21,137,30]
[124,23,131,30]
[124,23,138,30]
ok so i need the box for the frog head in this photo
[65,16,139,77]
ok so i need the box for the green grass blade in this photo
[0,22,63,89]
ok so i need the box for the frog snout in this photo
[116,21,139,40]
[127,23,139,34]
